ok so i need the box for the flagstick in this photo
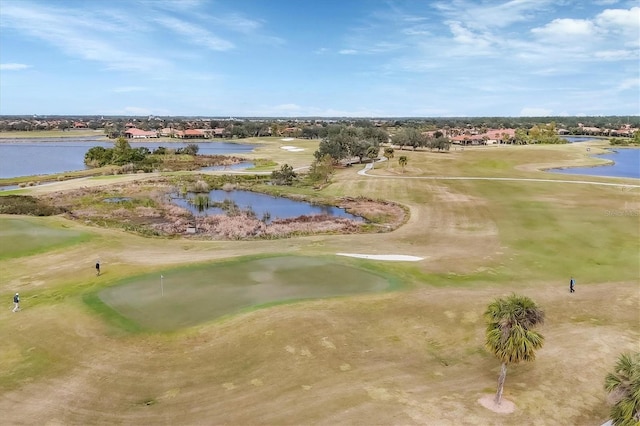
[161,275,164,297]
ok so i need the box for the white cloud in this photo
[594,49,637,60]
[210,13,262,34]
[154,16,234,51]
[446,21,492,49]
[339,49,358,55]
[435,0,556,30]
[531,18,597,40]
[0,63,31,71]
[1,3,170,72]
[595,7,640,30]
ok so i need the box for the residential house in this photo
[124,128,159,138]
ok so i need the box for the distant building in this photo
[124,128,159,138]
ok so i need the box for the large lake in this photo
[0,137,256,179]
[549,148,639,179]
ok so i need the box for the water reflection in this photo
[549,148,639,179]
[0,137,256,178]
[171,189,362,223]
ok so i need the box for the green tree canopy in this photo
[485,294,545,405]
[604,352,640,425]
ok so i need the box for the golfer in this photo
[570,277,575,293]
[96,261,101,276]
[12,293,20,312]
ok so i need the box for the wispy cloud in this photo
[0,63,31,71]
[434,0,556,30]
[154,16,235,51]
[1,2,169,72]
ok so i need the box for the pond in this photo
[549,148,639,179]
[171,189,363,223]
[562,136,601,143]
[0,137,257,178]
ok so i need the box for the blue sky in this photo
[0,0,638,117]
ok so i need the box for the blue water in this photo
[550,149,639,179]
[562,136,601,143]
[0,137,256,178]
[172,190,363,223]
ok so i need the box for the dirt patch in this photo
[31,179,406,240]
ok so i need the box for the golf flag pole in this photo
[161,275,164,296]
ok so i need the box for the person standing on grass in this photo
[96,260,101,276]
[570,277,575,293]
[12,293,20,312]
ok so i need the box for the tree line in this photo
[84,137,199,171]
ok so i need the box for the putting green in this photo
[0,216,90,260]
[96,256,394,331]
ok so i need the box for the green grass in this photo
[92,255,397,332]
[0,216,92,260]
[467,180,640,282]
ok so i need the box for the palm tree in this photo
[484,294,545,405]
[384,147,394,169]
[604,352,640,425]
[366,146,379,169]
[398,155,408,173]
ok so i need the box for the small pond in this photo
[200,162,254,171]
[171,189,363,223]
[549,148,639,179]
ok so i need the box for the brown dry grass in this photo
[1,141,638,425]
[0,282,636,425]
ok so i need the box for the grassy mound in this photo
[93,256,396,331]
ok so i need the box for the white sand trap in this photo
[337,253,424,261]
[281,138,295,141]
[280,146,305,152]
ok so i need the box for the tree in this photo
[366,146,379,169]
[604,352,640,425]
[307,154,334,185]
[271,163,297,185]
[398,155,408,173]
[183,143,199,156]
[484,294,545,405]
[384,147,394,169]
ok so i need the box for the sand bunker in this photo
[336,253,424,261]
[280,145,305,152]
[281,138,295,141]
